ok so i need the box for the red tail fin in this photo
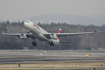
[57,28,61,33]
[57,28,61,39]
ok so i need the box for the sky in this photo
[0,0,105,22]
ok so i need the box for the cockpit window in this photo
[25,21,30,23]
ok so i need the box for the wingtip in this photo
[2,31,4,34]
[94,30,96,33]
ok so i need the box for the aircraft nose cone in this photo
[24,22,26,27]
[24,21,28,28]
[24,20,31,28]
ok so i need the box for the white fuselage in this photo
[24,21,48,41]
[24,20,59,45]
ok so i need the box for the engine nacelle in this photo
[52,39,59,45]
[50,33,58,39]
[19,34,27,39]
[49,39,59,46]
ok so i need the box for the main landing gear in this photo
[32,41,37,46]
[32,38,37,46]
[49,42,54,46]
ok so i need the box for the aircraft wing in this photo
[43,30,96,38]
[56,30,96,37]
[2,31,35,38]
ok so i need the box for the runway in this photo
[0,50,105,64]
[0,50,105,70]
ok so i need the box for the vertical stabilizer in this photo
[57,28,61,39]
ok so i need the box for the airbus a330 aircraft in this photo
[2,20,96,46]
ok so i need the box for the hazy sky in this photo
[0,0,105,21]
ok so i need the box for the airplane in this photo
[2,20,96,46]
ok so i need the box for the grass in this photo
[0,61,105,70]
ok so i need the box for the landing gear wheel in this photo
[49,42,54,46]
[32,41,37,46]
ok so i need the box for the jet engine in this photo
[52,39,59,45]
[49,39,59,46]
[19,34,27,39]
[50,33,58,39]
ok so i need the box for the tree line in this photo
[0,20,105,50]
